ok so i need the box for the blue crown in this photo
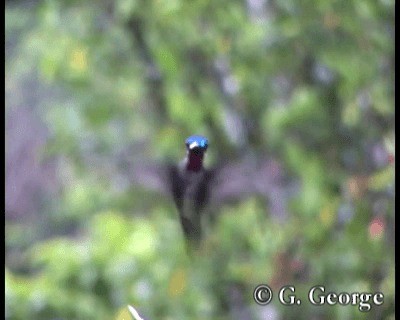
[185,135,209,150]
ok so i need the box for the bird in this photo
[121,134,293,319]
[167,135,212,249]
[125,134,292,251]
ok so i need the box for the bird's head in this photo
[185,135,208,153]
[185,135,208,171]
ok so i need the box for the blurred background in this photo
[5,0,395,319]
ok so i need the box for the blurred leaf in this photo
[368,166,394,191]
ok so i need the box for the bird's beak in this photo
[189,141,199,150]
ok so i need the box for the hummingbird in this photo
[126,134,291,250]
[167,135,212,249]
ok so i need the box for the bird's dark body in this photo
[168,162,214,247]
[128,134,291,251]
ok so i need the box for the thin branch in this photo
[128,305,145,320]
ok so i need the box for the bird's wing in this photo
[123,160,190,210]
[122,158,173,197]
[167,164,185,211]
[208,156,293,221]
[123,155,293,221]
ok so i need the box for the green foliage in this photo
[5,0,394,319]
